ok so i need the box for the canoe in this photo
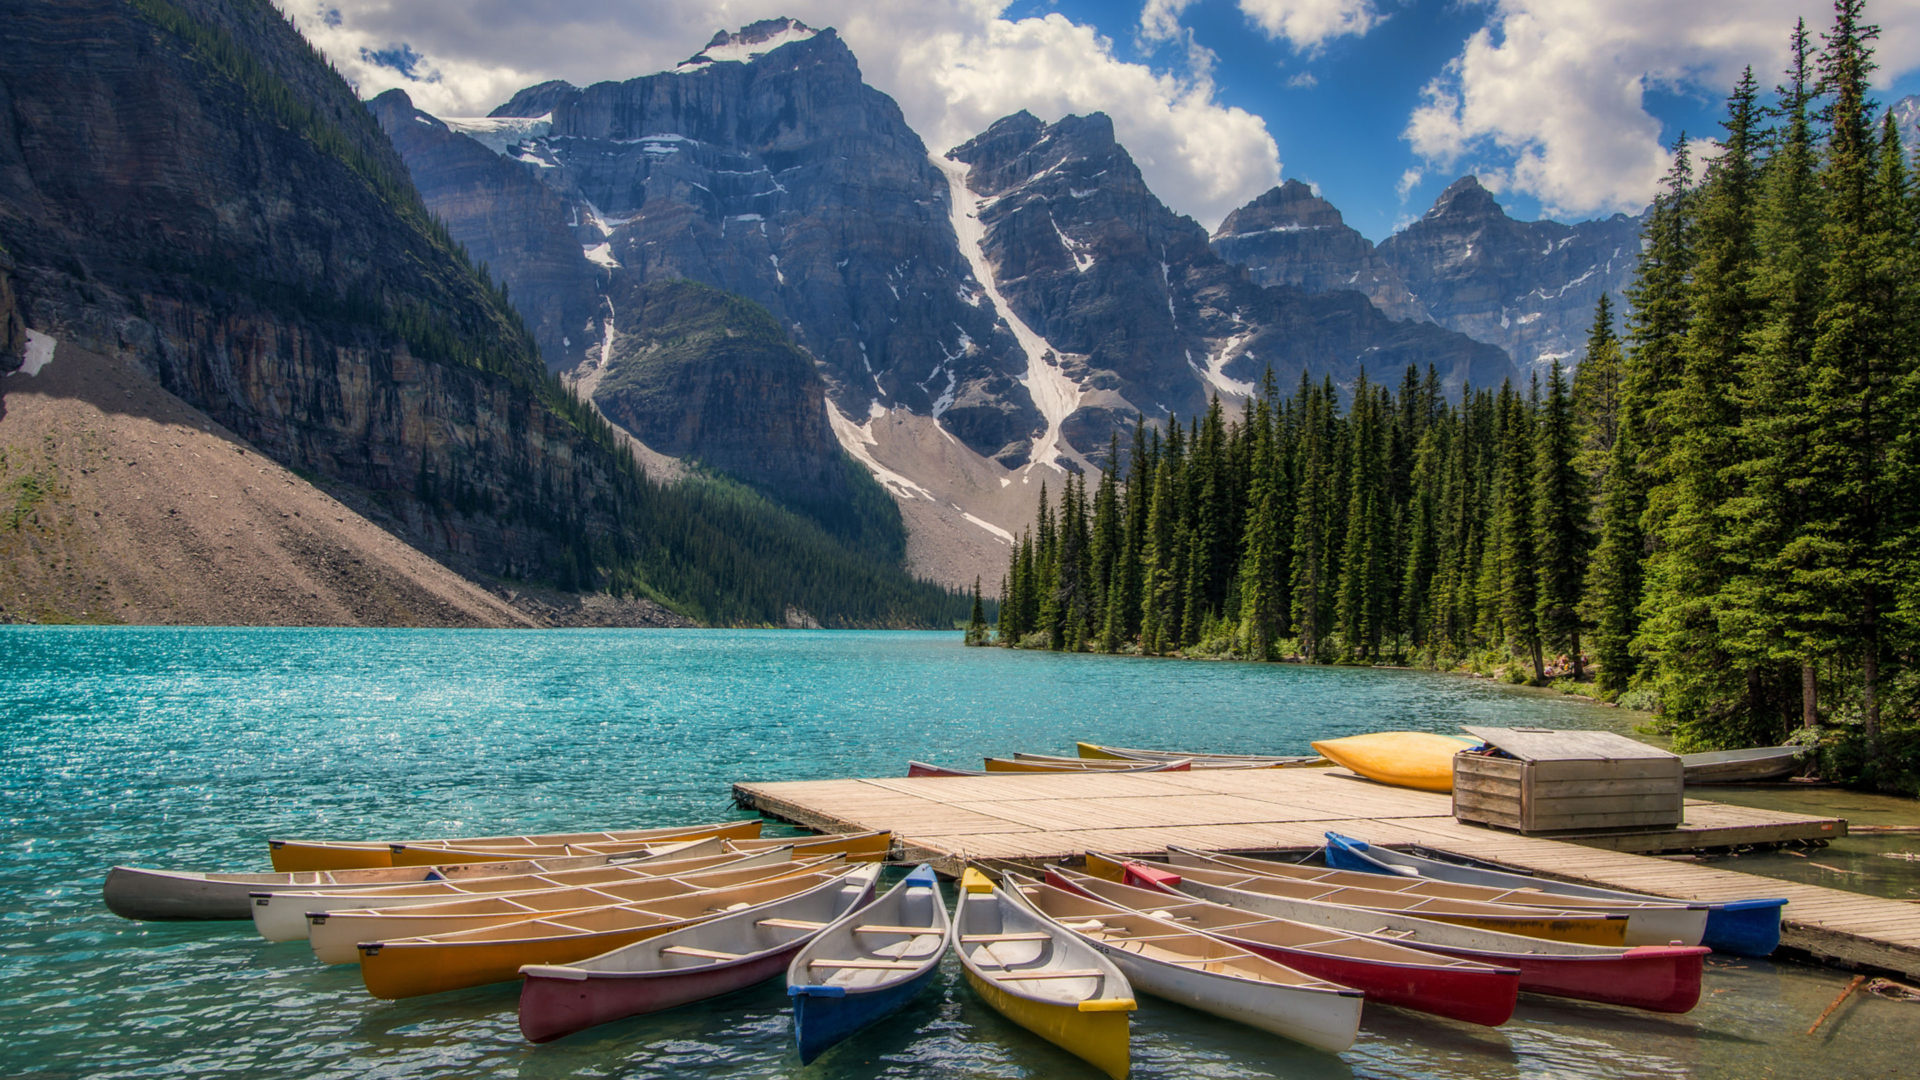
[1170,848,1708,947]
[728,831,892,863]
[951,868,1135,1080]
[395,830,893,867]
[1681,745,1804,785]
[269,819,763,872]
[516,864,882,1042]
[909,761,987,777]
[383,821,768,867]
[355,867,860,999]
[1308,732,1479,791]
[1071,861,1708,1014]
[786,864,950,1064]
[252,843,768,942]
[1001,872,1366,1049]
[106,838,726,923]
[1013,752,1279,772]
[308,856,839,963]
[1075,743,1327,767]
[1321,831,1785,957]
[1036,866,1519,1027]
[982,758,1191,773]
[1084,853,1629,946]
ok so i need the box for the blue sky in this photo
[1020,0,1920,239]
[290,1,1920,241]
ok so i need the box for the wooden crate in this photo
[1453,726,1683,834]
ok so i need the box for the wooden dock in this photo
[733,766,1920,980]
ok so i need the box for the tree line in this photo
[985,1,1918,791]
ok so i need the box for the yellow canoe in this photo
[1308,732,1480,792]
[270,819,764,872]
[952,869,1134,1080]
[357,866,860,999]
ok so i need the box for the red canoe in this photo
[1043,867,1520,1026]
[1093,858,1708,1014]
[517,865,881,1042]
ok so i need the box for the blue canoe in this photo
[1323,832,1785,957]
[787,863,948,1064]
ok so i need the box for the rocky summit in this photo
[947,111,1515,464]
[1214,176,1643,376]
[1211,179,1423,322]
[380,20,1040,468]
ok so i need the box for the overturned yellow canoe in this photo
[1308,732,1479,792]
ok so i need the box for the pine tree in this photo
[1570,293,1625,488]
[1237,391,1285,659]
[1499,381,1544,681]
[1533,359,1590,679]
[965,576,989,645]
[1291,380,1335,661]
[1643,68,1770,745]
[1139,459,1177,655]
[1723,18,1827,729]
[1801,0,1896,751]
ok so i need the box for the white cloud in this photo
[1238,0,1383,50]
[1139,0,1200,43]
[1396,166,1422,199]
[1406,1,1920,217]
[1286,70,1318,89]
[278,0,1281,230]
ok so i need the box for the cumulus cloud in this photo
[1141,0,1381,51]
[1405,0,1920,217]
[1238,0,1383,50]
[278,0,1281,230]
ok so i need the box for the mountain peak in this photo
[1427,175,1503,221]
[682,17,821,67]
[1215,178,1345,236]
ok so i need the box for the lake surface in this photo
[3,627,1914,1079]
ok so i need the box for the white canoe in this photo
[104,836,722,922]
[1002,873,1362,1052]
[306,855,836,963]
[250,841,759,942]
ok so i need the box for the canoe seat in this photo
[661,945,743,960]
[756,918,828,930]
[811,958,923,969]
[994,969,1104,980]
[852,924,939,934]
[960,932,1052,943]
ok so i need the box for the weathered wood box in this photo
[1453,726,1684,834]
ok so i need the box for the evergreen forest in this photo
[986,1,1920,792]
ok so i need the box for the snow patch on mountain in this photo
[679,18,818,68]
[440,114,552,157]
[934,151,1084,475]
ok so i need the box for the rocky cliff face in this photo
[1214,176,1641,376]
[1211,180,1422,321]
[0,0,642,586]
[588,280,898,554]
[949,112,1515,460]
[1375,177,1641,373]
[388,19,1041,465]
[369,88,601,377]
[0,246,21,379]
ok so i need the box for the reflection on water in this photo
[2,627,1916,1079]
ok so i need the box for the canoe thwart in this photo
[960,932,1054,942]
[809,957,925,969]
[660,945,745,960]
[756,918,827,930]
[852,923,942,934]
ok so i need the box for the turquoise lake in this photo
[3,627,1912,1079]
